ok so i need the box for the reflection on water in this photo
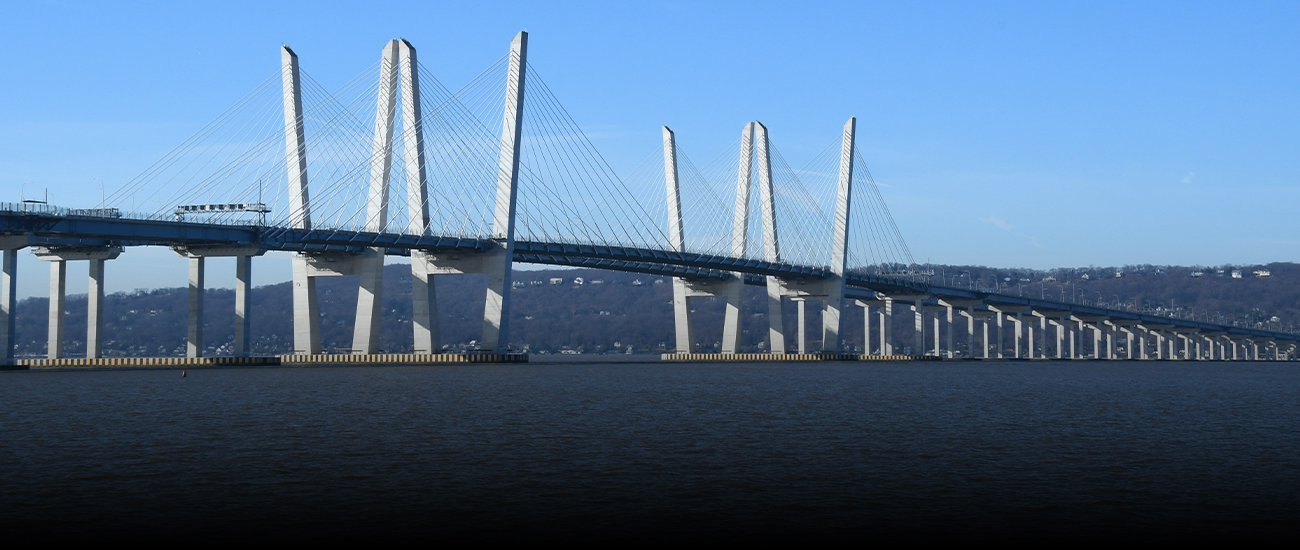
[1,361,1297,541]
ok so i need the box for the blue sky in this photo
[2,1,1298,297]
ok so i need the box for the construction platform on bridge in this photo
[279,353,529,365]
[661,353,942,362]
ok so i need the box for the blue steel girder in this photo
[0,213,258,245]
[514,253,734,280]
[512,241,827,279]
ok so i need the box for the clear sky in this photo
[2,1,1298,297]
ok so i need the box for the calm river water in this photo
[2,360,1298,541]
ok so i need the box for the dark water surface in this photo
[2,360,1298,541]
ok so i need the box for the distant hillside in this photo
[918,262,1300,332]
[9,262,1300,357]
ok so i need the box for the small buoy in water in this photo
[181,370,187,378]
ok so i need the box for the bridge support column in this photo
[235,255,251,357]
[411,252,440,354]
[87,259,104,359]
[1012,314,1022,359]
[1092,324,1102,360]
[932,312,940,356]
[862,304,872,354]
[1070,320,1079,359]
[352,248,386,354]
[187,257,204,358]
[913,299,924,355]
[0,248,15,364]
[1025,314,1035,359]
[765,281,786,353]
[291,256,320,354]
[994,311,1004,359]
[881,299,892,355]
[981,314,990,358]
[719,278,743,354]
[47,260,65,359]
[796,300,807,353]
[36,247,121,359]
[946,305,954,358]
[1040,315,1050,358]
[965,307,975,358]
[1054,319,1064,359]
[672,278,695,353]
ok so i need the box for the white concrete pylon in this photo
[862,303,872,354]
[1038,315,1048,359]
[881,298,892,355]
[352,40,401,355]
[481,31,528,353]
[233,256,252,357]
[932,312,940,356]
[282,46,312,231]
[965,306,976,358]
[1054,319,1063,359]
[47,260,65,359]
[1026,314,1036,359]
[187,257,204,358]
[664,126,686,253]
[283,45,320,355]
[0,249,15,364]
[663,126,694,354]
[819,117,855,353]
[401,39,441,355]
[754,121,786,354]
[1012,314,1023,359]
[87,259,104,359]
[994,310,1004,359]
[914,299,924,355]
[815,118,855,353]
[946,305,955,359]
[717,123,755,354]
[981,313,990,358]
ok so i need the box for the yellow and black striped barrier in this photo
[17,357,281,368]
[278,353,529,365]
[660,353,942,362]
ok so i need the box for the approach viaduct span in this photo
[1,33,1294,363]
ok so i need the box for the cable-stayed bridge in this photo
[1,33,1295,363]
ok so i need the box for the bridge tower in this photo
[662,124,749,354]
[413,31,528,354]
[352,39,402,355]
[283,45,321,355]
[755,118,858,353]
